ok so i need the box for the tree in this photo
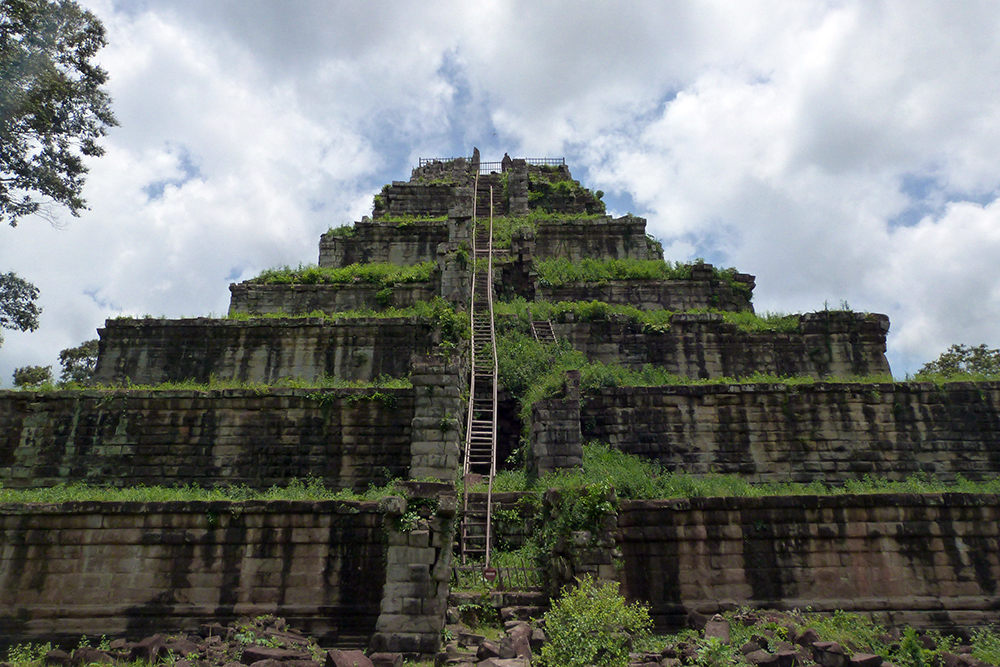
[1,0,117,226]
[916,343,1000,378]
[0,271,40,347]
[12,364,51,386]
[58,337,97,383]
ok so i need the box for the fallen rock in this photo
[242,646,311,665]
[849,653,883,667]
[368,653,403,667]
[43,649,72,667]
[813,641,849,667]
[325,650,374,667]
[704,615,731,644]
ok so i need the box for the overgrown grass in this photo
[535,257,696,285]
[325,224,355,237]
[535,257,752,300]
[227,298,469,342]
[247,261,435,286]
[0,476,410,505]
[494,298,797,333]
[377,214,449,224]
[10,375,413,393]
[482,443,1000,500]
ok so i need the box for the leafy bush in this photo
[971,626,1000,666]
[540,575,651,667]
[325,224,355,237]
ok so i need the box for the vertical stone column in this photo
[409,354,464,481]
[530,370,583,477]
[370,481,457,657]
[506,160,530,216]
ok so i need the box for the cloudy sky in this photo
[3,0,1000,384]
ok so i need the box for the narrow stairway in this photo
[460,175,499,566]
[530,320,557,344]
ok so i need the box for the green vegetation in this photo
[12,364,52,387]
[494,298,795,333]
[527,173,606,215]
[0,0,118,226]
[9,374,412,394]
[539,576,651,667]
[0,476,409,505]
[477,443,1000,500]
[490,321,890,434]
[476,211,608,249]
[325,224,355,237]
[378,214,448,224]
[1,272,41,350]
[535,257,752,301]
[915,343,1000,382]
[248,261,435,286]
[226,298,469,343]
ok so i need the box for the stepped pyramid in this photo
[4,151,1000,652]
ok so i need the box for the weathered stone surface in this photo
[242,646,312,664]
[0,388,413,493]
[0,504,384,648]
[325,649,374,667]
[92,317,438,385]
[573,381,1000,484]
[704,615,731,644]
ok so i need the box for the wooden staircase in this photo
[460,175,499,566]
[530,320,557,344]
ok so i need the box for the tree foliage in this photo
[916,343,1000,379]
[539,576,651,667]
[0,0,117,226]
[0,271,40,347]
[58,337,97,383]
[12,363,50,386]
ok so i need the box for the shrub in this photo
[540,575,651,667]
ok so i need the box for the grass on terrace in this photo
[246,261,435,286]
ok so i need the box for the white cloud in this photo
[5,0,1000,384]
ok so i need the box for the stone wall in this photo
[618,494,1000,632]
[228,282,438,316]
[555,311,891,379]
[515,216,663,262]
[374,183,460,220]
[0,500,385,649]
[539,277,753,313]
[371,482,456,655]
[92,317,440,385]
[0,388,414,493]
[576,381,1000,483]
[319,220,453,268]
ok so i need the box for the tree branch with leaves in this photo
[0,0,117,226]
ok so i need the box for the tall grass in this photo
[493,298,796,333]
[248,261,435,286]
[499,442,1000,500]
[0,477,409,505]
